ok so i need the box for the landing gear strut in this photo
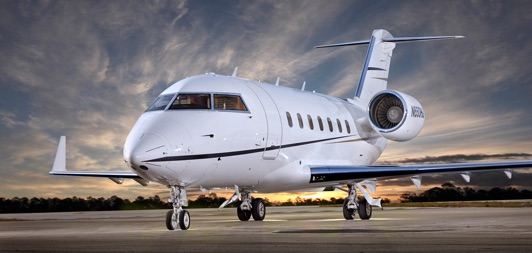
[237,191,252,221]
[342,183,378,220]
[343,184,358,220]
[237,192,266,221]
[219,186,266,221]
[166,186,190,230]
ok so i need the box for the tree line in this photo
[400,182,532,202]
[0,195,169,213]
[0,193,382,213]
[1,183,530,213]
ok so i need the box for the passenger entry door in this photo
[245,81,283,160]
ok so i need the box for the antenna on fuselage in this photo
[275,77,280,86]
[301,81,306,91]
[232,67,238,77]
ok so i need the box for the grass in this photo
[0,218,26,222]
[320,200,532,208]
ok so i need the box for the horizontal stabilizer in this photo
[315,40,370,48]
[315,36,463,48]
[382,36,464,43]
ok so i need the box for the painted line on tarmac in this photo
[313,218,411,222]
[203,219,288,223]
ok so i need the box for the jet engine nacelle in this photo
[367,90,425,142]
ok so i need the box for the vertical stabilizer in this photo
[355,29,395,104]
[315,29,463,105]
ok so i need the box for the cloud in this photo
[0,1,531,201]
[0,111,25,129]
[378,153,532,164]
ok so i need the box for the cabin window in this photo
[297,113,304,129]
[345,120,351,134]
[307,115,314,130]
[337,119,343,133]
[327,117,333,132]
[169,94,211,110]
[317,116,324,131]
[146,94,175,111]
[286,112,293,128]
[214,94,248,111]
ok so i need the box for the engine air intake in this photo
[370,93,404,130]
[367,90,425,142]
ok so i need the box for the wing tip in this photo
[51,136,67,173]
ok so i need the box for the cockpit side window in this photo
[146,94,175,112]
[214,94,248,111]
[169,94,211,110]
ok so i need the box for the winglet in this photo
[51,136,67,172]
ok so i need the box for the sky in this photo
[1,0,531,202]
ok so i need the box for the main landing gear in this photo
[342,183,381,220]
[219,186,266,221]
[166,186,190,230]
[236,193,266,221]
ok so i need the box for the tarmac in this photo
[1,206,531,252]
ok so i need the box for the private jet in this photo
[51,29,532,230]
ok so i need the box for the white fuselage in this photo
[123,74,388,192]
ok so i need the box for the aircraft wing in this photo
[50,136,148,186]
[309,160,532,185]
[49,170,141,178]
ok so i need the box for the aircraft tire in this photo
[342,198,356,220]
[358,199,372,220]
[251,198,266,221]
[179,210,190,230]
[237,204,251,221]
[166,210,178,230]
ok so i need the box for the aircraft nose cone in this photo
[129,133,169,171]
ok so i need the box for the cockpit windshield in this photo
[169,94,211,110]
[145,94,175,112]
[214,94,248,111]
[145,93,249,112]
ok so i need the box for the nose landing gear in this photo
[166,186,190,230]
